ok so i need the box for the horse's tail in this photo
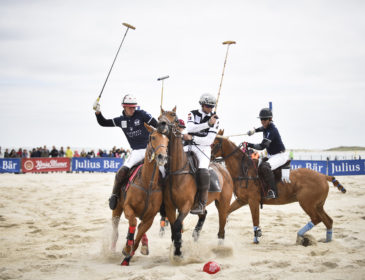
[326,176,346,193]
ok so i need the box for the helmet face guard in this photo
[122,94,138,107]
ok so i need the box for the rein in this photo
[212,138,259,188]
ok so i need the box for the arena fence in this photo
[1,158,364,176]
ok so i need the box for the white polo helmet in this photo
[199,93,216,107]
[122,94,138,107]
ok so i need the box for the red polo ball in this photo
[203,261,221,274]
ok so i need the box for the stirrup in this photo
[265,189,276,199]
[109,194,119,210]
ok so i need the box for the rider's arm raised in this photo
[96,113,115,127]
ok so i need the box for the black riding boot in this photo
[190,168,209,215]
[259,162,278,199]
[109,166,130,210]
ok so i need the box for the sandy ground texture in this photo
[0,173,364,280]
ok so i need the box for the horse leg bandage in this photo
[253,226,262,243]
[326,229,333,242]
[298,221,314,236]
[127,226,136,246]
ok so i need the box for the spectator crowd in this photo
[0,146,130,159]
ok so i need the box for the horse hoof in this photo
[141,245,149,255]
[121,259,129,266]
[218,238,224,246]
[192,230,200,241]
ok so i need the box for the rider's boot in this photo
[109,166,130,210]
[190,168,209,215]
[259,162,278,199]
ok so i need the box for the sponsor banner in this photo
[0,158,21,173]
[72,157,124,172]
[290,160,327,175]
[328,160,365,176]
[22,158,71,173]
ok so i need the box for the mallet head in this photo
[122,22,136,30]
[157,75,169,81]
[222,40,236,45]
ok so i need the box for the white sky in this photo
[1,0,364,151]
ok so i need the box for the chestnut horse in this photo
[111,123,169,266]
[158,107,233,257]
[211,130,346,245]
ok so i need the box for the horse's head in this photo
[144,123,169,166]
[157,106,180,137]
[211,129,225,160]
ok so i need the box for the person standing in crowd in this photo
[246,108,288,199]
[59,147,65,157]
[80,149,87,157]
[93,94,158,210]
[16,148,22,158]
[41,145,50,157]
[183,93,219,215]
[50,146,59,157]
[74,150,80,157]
[65,146,73,158]
[22,149,29,158]
[87,150,95,158]
[4,148,10,158]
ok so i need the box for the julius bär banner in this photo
[72,158,124,172]
[328,160,365,176]
[290,160,327,175]
[22,158,71,173]
[290,159,365,176]
[0,158,21,173]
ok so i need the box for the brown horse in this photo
[158,107,233,257]
[111,123,169,266]
[211,130,346,245]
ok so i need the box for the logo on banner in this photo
[24,160,34,171]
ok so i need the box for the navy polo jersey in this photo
[112,110,154,150]
[262,123,285,155]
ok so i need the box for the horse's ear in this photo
[160,107,165,114]
[172,106,177,113]
[144,123,155,133]
[218,129,224,135]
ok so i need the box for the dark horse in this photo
[111,123,169,265]
[158,107,233,258]
[211,130,346,245]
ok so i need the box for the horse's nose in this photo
[160,121,167,126]
[157,154,168,165]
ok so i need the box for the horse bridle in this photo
[211,138,259,188]
[147,133,168,163]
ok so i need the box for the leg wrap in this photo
[298,221,314,236]
[326,229,333,242]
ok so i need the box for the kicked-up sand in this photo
[0,173,364,280]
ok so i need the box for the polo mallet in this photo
[157,75,169,109]
[216,133,248,139]
[94,22,136,108]
[215,40,236,113]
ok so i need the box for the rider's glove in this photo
[247,128,255,136]
[93,99,100,113]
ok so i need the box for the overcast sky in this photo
[1,0,364,151]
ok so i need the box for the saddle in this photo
[260,156,291,184]
[186,151,221,192]
[123,160,163,194]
